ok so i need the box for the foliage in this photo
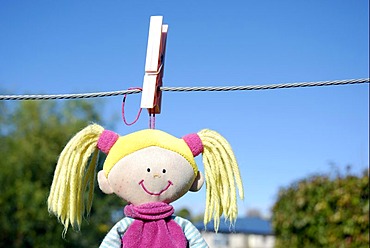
[175,208,204,224]
[175,208,191,220]
[0,100,124,247]
[272,168,369,248]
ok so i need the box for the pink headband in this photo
[182,133,203,157]
[98,130,203,157]
[97,130,119,154]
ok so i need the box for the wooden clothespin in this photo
[140,16,168,115]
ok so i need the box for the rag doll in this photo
[48,124,244,248]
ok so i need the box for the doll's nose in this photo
[153,173,161,178]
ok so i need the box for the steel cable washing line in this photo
[0,78,369,101]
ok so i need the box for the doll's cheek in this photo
[111,178,145,201]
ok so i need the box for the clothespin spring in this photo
[148,82,159,129]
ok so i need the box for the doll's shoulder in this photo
[114,217,135,231]
[105,217,135,239]
[110,216,134,227]
[99,217,134,248]
[172,216,209,248]
[172,215,195,228]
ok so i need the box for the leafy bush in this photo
[0,101,124,247]
[272,169,369,248]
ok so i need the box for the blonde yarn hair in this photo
[47,123,104,235]
[198,129,244,231]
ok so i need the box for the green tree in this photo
[175,208,191,220]
[175,208,204,224]
[0,100,124,247]
[272,168,369,248]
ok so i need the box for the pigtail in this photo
[197,129,244,231]
[47,123,104,235]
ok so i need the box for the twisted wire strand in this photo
[0,89,142,101]
[1,78,368,101]
[161,78,370,92]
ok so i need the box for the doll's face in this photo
[100,147,197,205]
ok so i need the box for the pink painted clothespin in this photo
[140,16,168,119]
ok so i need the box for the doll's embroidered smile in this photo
[138,180,173,196]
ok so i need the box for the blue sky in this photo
[0,1,369,218]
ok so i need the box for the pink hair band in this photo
[182,133,203,157]
[97,130,119,154]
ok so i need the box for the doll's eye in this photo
[147,168,151,172]
[162,169,166,173]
